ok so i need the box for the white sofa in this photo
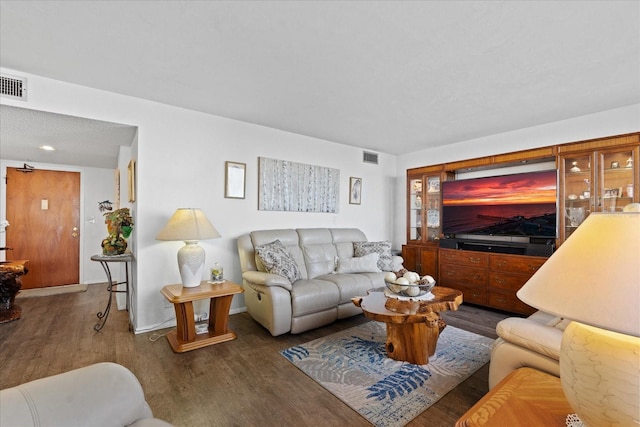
[238,228,403,336]
[488,310,567,388]
[0,362,173,427]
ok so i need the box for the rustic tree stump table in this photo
[352,286,463,365]
[0,260,29,323]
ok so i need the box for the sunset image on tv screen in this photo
[443,170,557,206]
[442,170,557,237]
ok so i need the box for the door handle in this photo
[72,227,79,238]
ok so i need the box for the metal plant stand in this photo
[91,253,133,332]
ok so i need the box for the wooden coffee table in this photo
[352,286,463,364]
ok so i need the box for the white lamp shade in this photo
[517,212,640,337]
[156,208,221,287]
[156,208,220,241]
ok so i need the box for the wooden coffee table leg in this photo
[385,312,445,365]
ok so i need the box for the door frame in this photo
[1,160,85,284]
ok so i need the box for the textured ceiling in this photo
[1,1,639,168]
[0,106,137,169]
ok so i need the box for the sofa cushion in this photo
[317,273,377,304]
[353,241,393,271]
[290,279,340,316]
[255,239,302,283]
[302,243,338,278]
[336,253,380,273]
[331,228,367,258]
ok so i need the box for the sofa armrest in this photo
[0,362,171,427]
[496,317,563,361]
[242,271,292,291]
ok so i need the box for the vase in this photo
[102,234,127,255]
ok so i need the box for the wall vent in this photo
[1,74,27,100]
[363,151,379,165]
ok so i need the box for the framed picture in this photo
[225,161,246,199]
[604,187,622,198]
[349,177,362,205]
[127,160,136,202]
[115,168,120,208]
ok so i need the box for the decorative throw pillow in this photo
[255,239,302,283]
[353,241,393,271]
[336,253,381,274]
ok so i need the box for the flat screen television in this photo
[442,169,558,239]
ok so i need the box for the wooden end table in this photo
[455,367,574,426]
[161,280,244,353]
[352,286,463,364]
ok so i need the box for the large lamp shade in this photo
[517,212,639,336]
[156,208,220,287]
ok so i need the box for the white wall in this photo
[0,68,397,333]
[393,104,640,249]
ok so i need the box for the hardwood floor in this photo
[0,284,512,426]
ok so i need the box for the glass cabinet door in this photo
[425,176,441,242]
[408,177,423,242]
[598,148,635,212]
[561,154,593,240]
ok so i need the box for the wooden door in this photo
[5,168,80,288]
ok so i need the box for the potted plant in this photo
[101,208,133,255]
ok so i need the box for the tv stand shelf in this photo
[439,248,545,315]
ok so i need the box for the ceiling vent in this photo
[363,151,379,165]
[1,74,27,101]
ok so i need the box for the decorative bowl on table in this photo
[383,271,436,297]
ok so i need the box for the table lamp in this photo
[156,208,221,288]
[517,212,640,427]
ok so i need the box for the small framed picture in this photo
[225,161,246,199]
[349,177,362,205]
[604,187,622,198]
[127,160,136,202]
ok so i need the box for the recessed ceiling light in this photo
[39,145,56,151]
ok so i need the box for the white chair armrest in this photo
[0,362,168,427]
[242,271,292,291]
[496,317,563,361]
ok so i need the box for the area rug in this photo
[281,321,493,427]
[16,284,88,298]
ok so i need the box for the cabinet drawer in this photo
[440,265,488,286]
[457,284,488,305]
[439,249,489,267]
[490,272,530,291]
[490,254,546,274]
[489,290,535,315]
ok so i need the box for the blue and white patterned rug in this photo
[281,321,493,427]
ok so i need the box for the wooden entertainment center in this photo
[403,132,639,315]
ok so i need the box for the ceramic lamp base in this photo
[177,241,205,287]
[560,322,640,427]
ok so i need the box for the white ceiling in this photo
[1,1,639,168]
